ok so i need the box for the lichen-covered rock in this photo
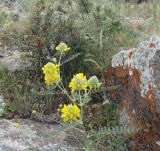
[104,36,160,150]
[0,119,79,151]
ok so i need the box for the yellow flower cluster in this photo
[42,62,60,85]
[69,73,88,92]
[60,104,80,123]
[32,110,37,114]
[56,42,70,52]
[69,73,101,92]
[14,122,20,128]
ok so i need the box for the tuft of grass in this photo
[109,0,160,36]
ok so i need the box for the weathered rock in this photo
[0,50,31,71]
[0,119,80,151]
[0,0,26,19]
[104,36,160,150]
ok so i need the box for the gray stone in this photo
[0,50,31,71]
[111,36,160,113]
[0,119,78,151]
[0,0,26,15]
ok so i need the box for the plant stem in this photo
[58,50,64,66]
[79,90,84,125]
[56,84,73,102]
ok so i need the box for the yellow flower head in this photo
[55,42,70,52]
[32,110,37,114]
[42,62,60,85]
[60,104,80,123]
[14,122,20,128]
[69,73,88,92]
[88,76,101,89]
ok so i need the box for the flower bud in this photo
[88,76,101,89]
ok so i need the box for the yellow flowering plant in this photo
[60,104,80,123]
[55,42,71,52]
[42,43,102,122]
[42,62,60,85]
[41,43,136,151]
[69,73,88,92]
[42,42,102,120]
[13,122,20,128]
[42,43,71,86]
[32,110,37,114]
[42,43,129,151]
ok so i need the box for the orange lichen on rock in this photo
[149,43,156,48]
[131,114,160,151]
[115,66,123,78]
[103,65,160,151]
[132,68,141,84]
[146,90,157,114]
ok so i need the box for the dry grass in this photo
[2,0,160,46]
[108,0,160,37]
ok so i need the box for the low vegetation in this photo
[0,0,159,150]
